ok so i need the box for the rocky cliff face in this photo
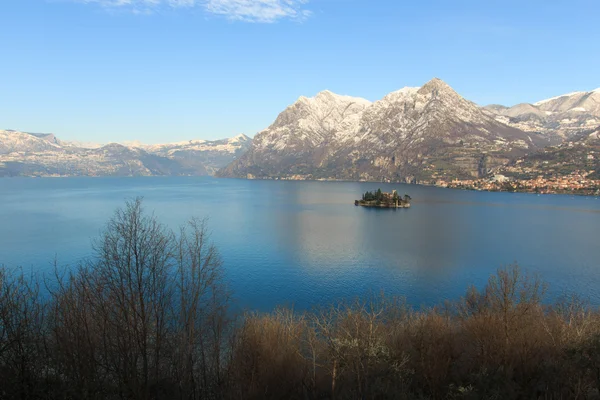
[219,78,548,182]
[0,130,251,177]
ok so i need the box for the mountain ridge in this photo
[0,130,251,177]
[3,81,599,182]
[218,78,550,183]
[484,87,600,142]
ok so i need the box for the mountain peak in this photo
[314,90,340,101]
[419,78,457,95]
[428,77,444,83]
[231,133,250,141]
[296,90,336,103]
[423,77,450,88]
[316,89,335,96]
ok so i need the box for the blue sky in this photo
[1,0,599,143]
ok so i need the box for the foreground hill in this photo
[218,78,549,183]
[0,130,251,177]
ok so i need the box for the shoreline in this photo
[232,175,600,197]
[2,174,599,197]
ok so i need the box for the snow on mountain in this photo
[484,87,600,141]
[0,130,251,177]
[5,83,597,181]
[137,134,252,175]
[138,134,251,156]
[219,78,546,182]
[534,92,585,106]
[258,90,371,151]
[0,130,63,155]
[60,140,104,149]
[534,89,600,115]
[358,78,496,142]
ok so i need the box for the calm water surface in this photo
[1,177,600,310]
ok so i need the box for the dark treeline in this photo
[362,189,386,202]
[2,199,600,399]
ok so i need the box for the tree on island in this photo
[360,189,409,205]
[362,190,382,202]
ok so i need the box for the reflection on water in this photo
[1,177,600,311]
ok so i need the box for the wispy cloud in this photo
[205,0,311,23]
[69,0,312,22]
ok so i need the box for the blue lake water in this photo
[1,176,600,311]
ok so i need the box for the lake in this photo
[1,177,600,311]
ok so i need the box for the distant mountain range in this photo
[0,130,251,177]
[2,79,598,182]
[483,87,600,143]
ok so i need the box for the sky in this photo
[1,0,599,144]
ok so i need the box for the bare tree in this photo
[172,217,231,399]
[0,266,48,400]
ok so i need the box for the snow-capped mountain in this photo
[219,78,548,182]
[0,130,251,177]
[534,88,600,113]
[138,134,251,155]
[237,90,371,163]
[5,82,597,181]
[483,88,600,142]
[0,130,63,155]
[127,134,252,175]
[0,130,184,177]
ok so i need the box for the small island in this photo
[355,189,411,208]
